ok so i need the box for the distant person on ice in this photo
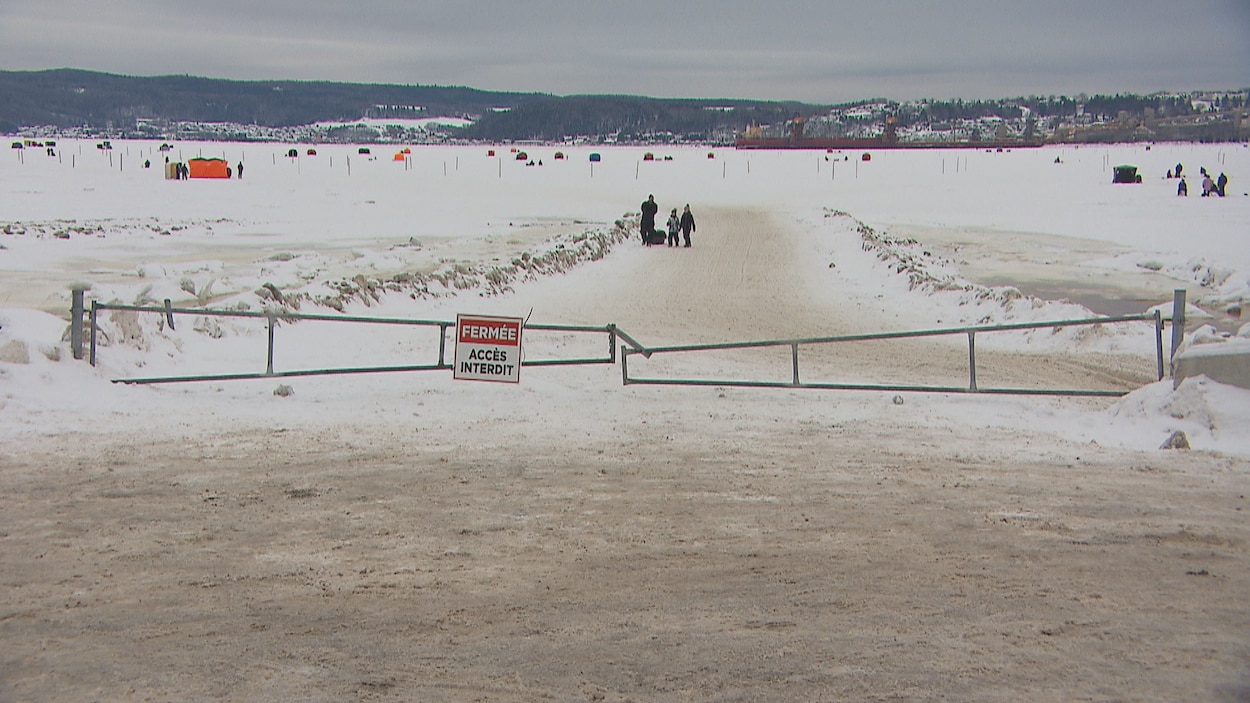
[1202,174,1215,197]
[679,204,696,248]
[1178,177,1188,196]
[640,194,659,245]
[666,208,680,247]
[1216,172,1228,197]
[237,162,244,179]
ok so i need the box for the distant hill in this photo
[3,69,1246,145]
[1,69,825,142]
[0,69,546,132]
[459,95,814,143]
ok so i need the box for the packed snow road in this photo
[533,206,1157,395]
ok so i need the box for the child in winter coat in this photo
[666,209,681,247]
[679,204,696,247]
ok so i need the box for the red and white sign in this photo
[453,314,524,383]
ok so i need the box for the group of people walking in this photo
[639,194,696,248]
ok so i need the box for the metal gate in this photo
[620,313,1166,397]
[78,299,643,385]
[71,291,1173,397]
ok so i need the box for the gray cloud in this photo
[2,0,1247,102]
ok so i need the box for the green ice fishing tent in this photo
[1112,165,1141,184]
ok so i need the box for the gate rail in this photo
[621,312,1165,397]
[83,300,637,385]
[71,292,1179,397]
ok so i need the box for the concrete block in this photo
[1173,343,1250,391]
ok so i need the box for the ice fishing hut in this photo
[187,157,230,179]
[1112,165,1142,184]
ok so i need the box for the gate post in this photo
[1154,310,1165,380]
[438,322,450,367]
[71,287,85,360]
[1169,289,1186,372]
[266,314,276,375]
[967,331,978,392]
[89,300,99,366]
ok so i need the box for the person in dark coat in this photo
[237,162,244,179]
[679,204,696,248]
[1178,177,1188,196]
[666,208,680,247]
[1216,173,1228,197]
[640,194,659,245]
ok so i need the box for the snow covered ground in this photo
[2,139,1248,454]
[3,138,1250,701]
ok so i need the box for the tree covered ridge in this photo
[3,69,1246,144]
[0,69,546,132]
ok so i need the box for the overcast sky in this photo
[2,0,1248,103]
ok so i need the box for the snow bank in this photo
[1104,376,1250,455]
